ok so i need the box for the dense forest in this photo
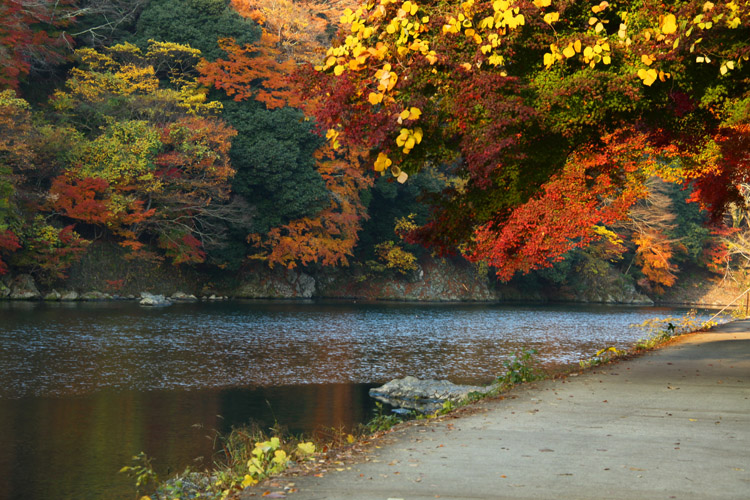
[0,0,749,298]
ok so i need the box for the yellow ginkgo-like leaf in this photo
[413,127,424,144]
[543,12,559,24]
[489,54,504,66]
[562,44,575,58]
[396,128,409,147]
[641,54,654,65]
[591,1,608,13]
[374,152,392,171]
[637,68,658,86]
[661,13,677,34]
[369,92,383,105]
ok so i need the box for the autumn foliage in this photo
[302,0,750,282]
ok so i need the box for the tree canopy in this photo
[300,0,750,279]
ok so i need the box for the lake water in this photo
[0,300,715,500]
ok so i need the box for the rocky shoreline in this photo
[0,251,742,307]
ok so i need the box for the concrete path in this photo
[283,321,750,500]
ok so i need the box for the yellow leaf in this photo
[727,61,735,70]
[637,68,658,86]
[346,434,356,443]
[720,64,728,75]
[413,127,423,143]
[533,0,551,7]
[297,442,316,455]
[574,39,582,52]
[544,12,559,24]
[592,1,608,13]
[661,14,677,34]
[409,107,422,120]
[562,44,575,58]
[461,62,472,71]
[543,52,554,67]
[374,152,392,171]
[603,55,611,64]
[641,54,654,65]
[399,109,411,120]
[397,171,409,183]
[368,92,383,105]
[333,65,345,76]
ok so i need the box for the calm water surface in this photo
[0,300,713,500]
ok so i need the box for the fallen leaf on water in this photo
[689,419,697,422]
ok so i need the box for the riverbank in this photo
[1,242,745,306]
[269,320,750,500]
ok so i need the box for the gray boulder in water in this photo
[369,376,487,413]
[139,292,172,307]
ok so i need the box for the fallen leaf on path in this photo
[539,448,554,452]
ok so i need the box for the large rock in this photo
[139,292,172,307]
[369,376,487,413]
[171,291,198,301]
[80,291,112,301]
[60,290,79,301]
[233,267,317,299]
[9,274,41,300]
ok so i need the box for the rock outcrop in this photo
[139,292,172,307]
[369,376,487,413]
[9,274,41,300]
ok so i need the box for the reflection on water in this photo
[0,384,376,500]
[0,300,712,500]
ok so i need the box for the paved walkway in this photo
[282,321,750,500]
